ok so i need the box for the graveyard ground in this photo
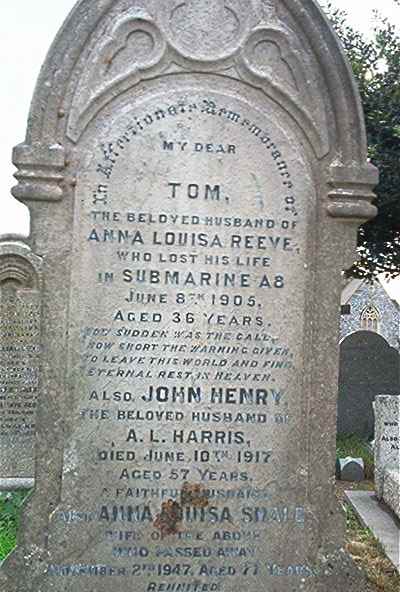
[336,433,400,592]
[336,481,400,592]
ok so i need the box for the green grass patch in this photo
[337,433,375,480]
[0,490,30,561]
[344,501,400,592]
[344,502,374,542]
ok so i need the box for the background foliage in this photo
[324,2,400,280]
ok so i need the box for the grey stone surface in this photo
[338,331,400,438]
[0,478,35,491]
[345,490,400,572]
[0,238,42,490]
[383,469,400,520]
[1,1,378,591]
[374,395,400,519]
[337,458,365,482]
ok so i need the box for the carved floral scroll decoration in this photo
[13,0,377,221]
[236,25,329,157]
[66,5,329,161]
[67,10,168,141]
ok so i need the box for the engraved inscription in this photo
[0,288,41,481]
[48,87,317,589]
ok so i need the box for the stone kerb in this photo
[374,395,400,518]
[0,236,42,491]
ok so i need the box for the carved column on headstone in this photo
[327,163,378,268]
[0,237,42,491]
[12,144,65,202]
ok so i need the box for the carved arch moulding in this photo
[0,239,42,290]
[11,0,378,223]
[66,2,329,157]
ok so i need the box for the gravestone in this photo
[1,1,378,591]
[0,237,42,491]
[336,458,365,483]
[374,395,400,518]
[338,331,400,439]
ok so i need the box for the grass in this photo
[343,501,400,592]
[337,433,375,480]
[336,434,400,590]
[0,490,30,561]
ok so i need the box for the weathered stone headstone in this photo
[0,237,42,491]
[336,458,365,483]
[1,1,378,590]
[374,395,400,518]
[338,331,400,439]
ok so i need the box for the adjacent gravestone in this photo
[0,238,42,491]
[1,1,378,591]
[336,458,365,483]
[374,395,400,518]
[338,331,400,439]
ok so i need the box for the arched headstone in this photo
[338,331,400,438]
[0,238,42,491]
[1,1,378,590]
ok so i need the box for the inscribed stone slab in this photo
[374,395,400,517]
[0,239,42,490]
[1,1,379,591]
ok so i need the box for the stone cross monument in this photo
[1,1,377,590]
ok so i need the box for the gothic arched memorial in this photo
[0,239,42,491]
[1,1,378,590]
[338,331,400,439]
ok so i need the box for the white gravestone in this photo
[374,395,400,519]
